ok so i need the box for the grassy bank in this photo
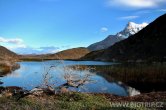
[0,92,111,110]
[0,92,165,110]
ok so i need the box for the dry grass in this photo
[92,63,166,83]
[0,92,113,110]
[73,63,166,92]
[0,61,20,76]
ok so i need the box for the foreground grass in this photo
[0,93,105,110]
[0,92,151,110]
[0,90,166,110]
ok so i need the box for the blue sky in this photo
[0,0,166,54]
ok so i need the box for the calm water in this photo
[0,60,139,96]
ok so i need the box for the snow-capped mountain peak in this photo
[127,22,148,31]
[117,22,148,38]
[88,22,148,51]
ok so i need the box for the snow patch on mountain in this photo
[117,22,148,38]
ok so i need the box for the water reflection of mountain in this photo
[96,72,140,96]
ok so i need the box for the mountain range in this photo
[88,22,148,51]
[20,47,90,60]
[83,14,166,62]
[1,14,166,62]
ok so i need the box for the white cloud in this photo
[100,27,108,32]
[0,37,23,44]
[135,10,151,14]
[8,46,60,55]
[0,37,27,51]
[8,45,67,54]
[158,9,166,12]
[107,0,166,9]
[0,37,69,55]
[7,44,27,49]
[118,16,139,20]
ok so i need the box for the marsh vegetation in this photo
[76,63,166,92]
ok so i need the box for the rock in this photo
[6,86,23,93]
[30,88,44,96]
[60,87,69,93]
[0,86,23,97]
[3,91,13,97]
[45,86,55,95]
[0,86,5,93]
[0,81,3,84]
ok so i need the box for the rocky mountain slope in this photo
[88,22,148,51]
[83,14,166,62]
[0,46,18,61]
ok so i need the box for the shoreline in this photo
[1,85,166,101]
[0,86,165,109]
[0,61,20,76]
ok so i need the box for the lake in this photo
[0,60,140,96]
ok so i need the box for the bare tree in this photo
[16,60,95,99]
[58,65,95,91]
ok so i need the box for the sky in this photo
[0,0,166,54]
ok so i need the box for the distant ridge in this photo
[21,47,90,60]
[46,47,90,60]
